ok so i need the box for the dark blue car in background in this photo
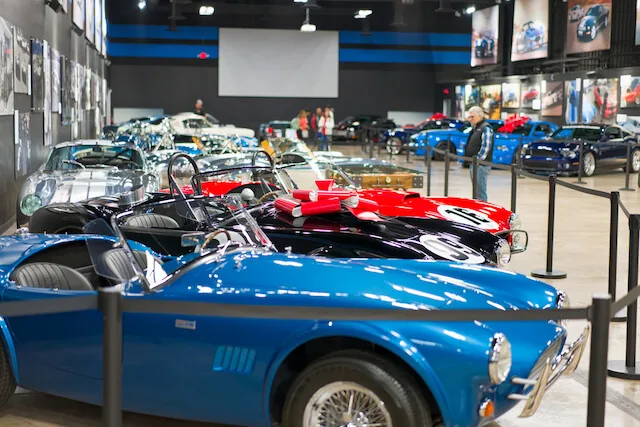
[521,124,639,176]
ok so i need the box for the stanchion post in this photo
[619,143,634,192]
[368,128,374,159]
[586,293,611,427]
[510,163,517,213]
[608,214,640,379]
[406,138,411,163]
[443,149,450,197]
[472,156,479,200]
[425,146,432,197]
[100,287,123,427]
[608,192,626,322]
[531,175,567,279]
[574,141,585,185]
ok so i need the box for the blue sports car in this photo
[384,117,465,155]
[492,121,557,165]
[0,195,589,427]
[521,124,640,176]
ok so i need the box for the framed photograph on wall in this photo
[0,17,15,116]
[501,82,521,109]
[13,27,30,94]
[454,86,465,119]
[15,112,31,179]
[85,0,94,45]
[566,0,611,54]
[471,6,499,67]
[511,0,548,62]
[620,75,640,108]
[541,81,563,117]
[43,41,52,146]
[521,83,541,110]
[73,0,85,33]
[95,0,102,51]
[61,57,73,124]
[31,38,45,112]
[565,79,581,124]
[51,48,61,113]
[582,78,618,124]
[465,84,478,106]
[479,85,501,119]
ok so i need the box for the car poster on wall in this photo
[43,41,52,146]
[101,1,107,57]
[566,0,611,54]
[0,17,14,116]
[85,0,94,45]
[465,84,478,106]
[511,0,548,62]
[51,48,61,113]
[541,81,563,117]
[479,85,501,119]
[95,0,102,52]
[636,1,640,45]
[501,82,520,109]
[31,38,45,112]
[73,0,85,33]
[521,83,541,110]
[14,111,31,178]
[13,27,30,94]
[565,79,581,124]
[620,75,640,108]
[583,78,618,124]
[61,57,73,124]
[471,6,499,67]
[455,86,465,119]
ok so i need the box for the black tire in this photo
[282,350,433,427]
[512,147,521,166]
[0,339,16,409]
[433,142,455,161]
[386,137,404,156]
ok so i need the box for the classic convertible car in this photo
[521,124,640,176]
[147,112,256,139]
[8,195,588,427]
[17,140,160,227]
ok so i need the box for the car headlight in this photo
[496,240,511,267]
[509,213,522,230]
[20,194,43,216]
[520,144,529,156]
[488,333,512,384]
[560,148,577,158]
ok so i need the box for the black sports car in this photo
[333,115,396,141]
[577,4,609,42]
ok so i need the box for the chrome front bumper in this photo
[507,325,591,417]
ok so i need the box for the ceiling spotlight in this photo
[199,6,214,15]
[300,23,317,32]
[355,9,373,19]
[294,0,308,2]
[138,0,146,10]
[464,5,476,14]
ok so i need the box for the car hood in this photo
[526,139,586,150]
[159,250,559,313]
[20,168,157,206]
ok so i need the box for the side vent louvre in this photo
[212,346,256,374]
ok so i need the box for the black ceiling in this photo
[106,0,497,33]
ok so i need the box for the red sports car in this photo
[594,85,617,120]
[522,88,539,103]
[179,162,525,251]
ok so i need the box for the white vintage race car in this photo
[152,112,255,139]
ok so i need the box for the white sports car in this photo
[569,5,584,22]
[161,112,256,138]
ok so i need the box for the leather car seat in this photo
[11,262,94,291]
[124,213,180,229]
[97,248,164,284]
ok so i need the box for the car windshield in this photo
[45,144,145,170]
[551,127,602,141]
[587,7,599,16]
[509,124,533,135]
[86,195,275,291]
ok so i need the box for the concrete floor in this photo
[4,145,640,426]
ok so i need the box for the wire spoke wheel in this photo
[386,138,402,155]
[303,382,393,427]
[583,152,596,176]
[632,150,640,172]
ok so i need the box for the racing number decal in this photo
[436,205,499,230]
[419,234,485,264]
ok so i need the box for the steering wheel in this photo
[167,152,200,199]
[251,150,275,167]
[257,191,281,204]
[201,229,231,252]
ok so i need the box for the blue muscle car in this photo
[384,118,465,155]
[0,195,589,427]
[521,124,639,176]
[492,121,558,165]
[577,4,609,42]
[474,33,496,58]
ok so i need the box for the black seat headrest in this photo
[124,214,180,229]
[11,262,94,291]
[96,248,162,284]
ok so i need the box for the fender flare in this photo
[261,322,451,424]
[0,318,18,384]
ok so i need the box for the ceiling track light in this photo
[301,8,316,32]
[464,5,476,14]
[354,9,373,19]
[199,5,214,15]
[138,0,146,10]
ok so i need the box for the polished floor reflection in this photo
[2,145,640,426]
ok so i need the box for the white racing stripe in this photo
[53,170,110,203]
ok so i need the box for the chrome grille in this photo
[530,336,564,380]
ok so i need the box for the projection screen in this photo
[218,28,339,98]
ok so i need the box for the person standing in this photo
[194,99,206,116]
[310,107,322,147]
[464,106,494,202]
[318,107,335,151]
[298,110,309,141]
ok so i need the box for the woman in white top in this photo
[317,107,334,151]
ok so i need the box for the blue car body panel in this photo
[492,121,558,165]
[410,120,503,157]
[0,233,565,426]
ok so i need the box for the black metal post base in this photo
[612,309,627,323]
[607,361,640,380]
[573,180,587,185]
[531,269,567,279]
[619,187,635,192]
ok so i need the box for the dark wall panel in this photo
[110,63,436,132]
[0,0,106,231]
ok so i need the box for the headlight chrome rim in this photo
[488,333,512,384]
[509,213,522,230]
[496,240,512,267]
[20,194,43,216]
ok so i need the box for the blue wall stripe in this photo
[339,48,470,65]
[108,23,219,40]
[108,42,218,59]
[339,31,470,47]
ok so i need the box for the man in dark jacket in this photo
[194,99,206,116]
[464,106,494,201]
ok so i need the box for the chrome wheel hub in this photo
[583,154,595,175]
[632,151,640,171]
[303,381,393,427]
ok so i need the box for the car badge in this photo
[385,176,391,184]
[175,319,196,330]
